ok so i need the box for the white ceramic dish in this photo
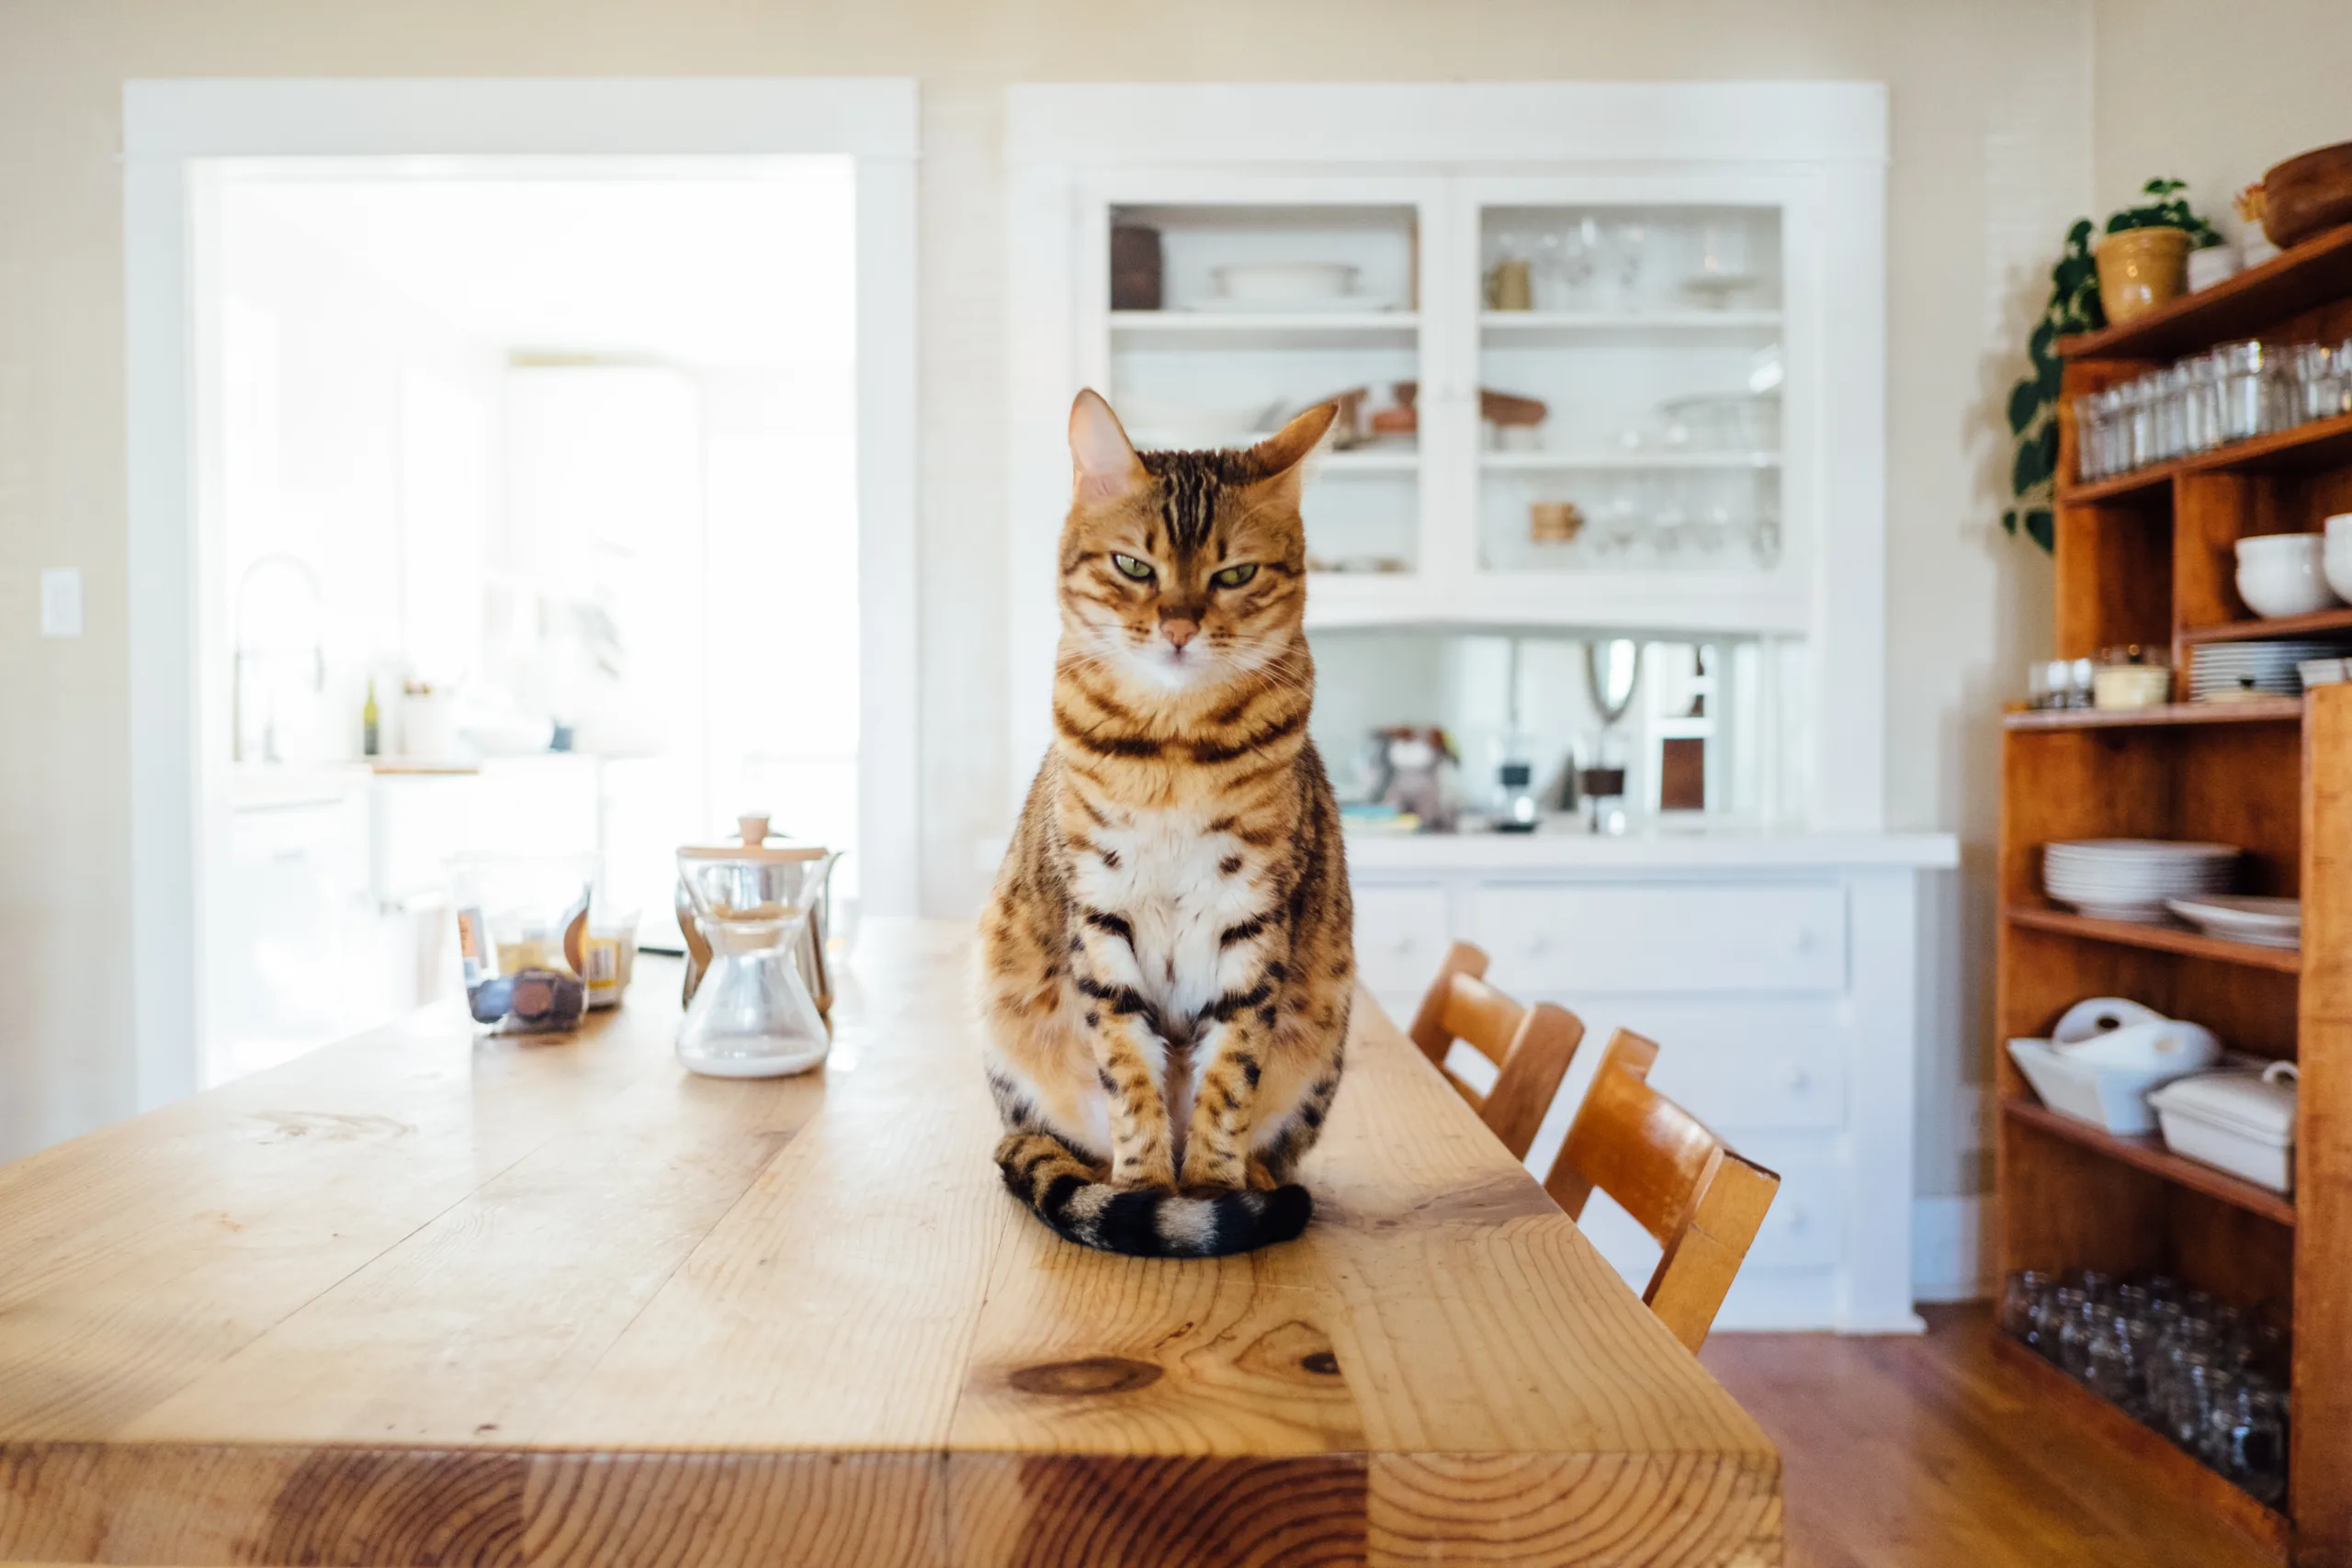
[2042,840,2236,919]
[2235,533,2341,618]
[2163,894,2301,948]
[2149,1063,2298,1193]
[2301,658,2352,688]
[2093,666,2172,708]
[2053,1018,2221,1073]
[1208,261,1360,304]
[2324,513,2352,601]
[2007,1038,2203,1136]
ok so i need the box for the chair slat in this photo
[1543,1029,1781,1352]
[1404,942,1587,1161]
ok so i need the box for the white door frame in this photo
[123,78,921,1111]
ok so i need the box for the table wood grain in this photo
[0,921,1780,1567]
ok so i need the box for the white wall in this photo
[0,1,2125,1202]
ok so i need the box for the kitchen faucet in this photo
[231,552,325,764]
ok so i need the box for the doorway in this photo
[125,82,917,1101]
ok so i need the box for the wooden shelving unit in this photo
[2002,224,2352,1565]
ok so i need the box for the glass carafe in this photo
[674,846,836,1077]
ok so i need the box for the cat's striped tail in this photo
[993,1133,1311,1258]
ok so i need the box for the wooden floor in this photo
[1702,1303,2278,1568]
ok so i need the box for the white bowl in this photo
[2236,535,2341,617]
[1210,262,1360,303]
[2324,515,2352,602]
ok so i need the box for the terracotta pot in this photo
[2096,227,2193,324]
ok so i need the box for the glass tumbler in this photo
[2206,1382,2290,1504]
[2218,341,2270,442]
[2002,1270,2053,1348]
[2167,1353,2222,1454]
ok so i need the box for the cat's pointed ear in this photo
[1240,401,1339,509]
[1069,389,1146,505]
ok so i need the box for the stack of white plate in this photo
[2189,640,2341,702]
[2042,839,2239,923]
[2164,894,2301,949]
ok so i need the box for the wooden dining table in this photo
[0,920,1779,1567]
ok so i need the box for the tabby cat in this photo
[978,389,1355,1258]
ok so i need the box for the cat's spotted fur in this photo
[978,390,1353,1257]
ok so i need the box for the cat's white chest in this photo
[1072,807,1260,1032]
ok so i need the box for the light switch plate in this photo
[40,568,83,637]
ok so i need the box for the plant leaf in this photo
[2026,507,2055,553]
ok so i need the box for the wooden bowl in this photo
[2262,141,2352,249]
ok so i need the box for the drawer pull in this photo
[1781,1066,1812,1093]
[1788,928,1816,955]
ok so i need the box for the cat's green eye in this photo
[1211,563,1259,590]
[1111,553,1154,582]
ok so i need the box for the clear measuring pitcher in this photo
[674,844,839,1077]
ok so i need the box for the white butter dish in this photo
[2148,1064,2298,1194]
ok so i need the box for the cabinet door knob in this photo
[1390,932,1416,954]
[1521,931,1548,956]
[1781,1066,1811,1092]
[1788,928,1816,955]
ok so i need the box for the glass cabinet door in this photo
[1464,187,1796,616]
[1083,187,1434,600]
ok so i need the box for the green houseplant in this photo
[2003,180,2225,553]
[2001,219,2103,552]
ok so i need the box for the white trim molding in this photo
[123,78,921,1112]
[1914,1195,1996,1303]
[1007,82,1888,167]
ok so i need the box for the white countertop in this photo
[1342,824,1959,871]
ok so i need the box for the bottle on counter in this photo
[361,678,380,758]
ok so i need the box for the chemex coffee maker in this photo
[673,815,842,1078]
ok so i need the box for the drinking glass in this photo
[2001,1270,2053,1348]
[2073,394,2105,481]
[2055,1288,2098,1379]
[2289,342,2337,425]
[2167,1353,2221,1452]
[2218,342,2269,442]
[1604,219,1648,312]
[2208,1382,2290,1504]
[2086,1308,2146,1412]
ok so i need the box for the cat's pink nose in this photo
[1162,618,1200,651]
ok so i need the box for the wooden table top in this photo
[0,920,1778,1568]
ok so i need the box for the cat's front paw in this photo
[1110,1153,1177,1190]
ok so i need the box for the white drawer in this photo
[1351,883,1451,999]
[1643,1035,1848,1133]
[1744,1159,1844,1270]
[1471,882,1847,995]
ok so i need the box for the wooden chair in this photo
[1405,942,1585,1160]
[1544,1028,1781,1352]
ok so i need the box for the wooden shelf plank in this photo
[2004,699,2304,730]
[2064,466,2177,505]
[2183,608,2352,646]
[2059,410,2352,506]
[2059,225,2352,363]
[1989,1334,2291,1557]
[2004,905,2302,974]
[2002,1098,2297,1226]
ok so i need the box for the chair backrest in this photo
[1406,942,1585,1160]
[1544,1028,1781,1352]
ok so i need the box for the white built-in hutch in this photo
[1005,83,1955,1329]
